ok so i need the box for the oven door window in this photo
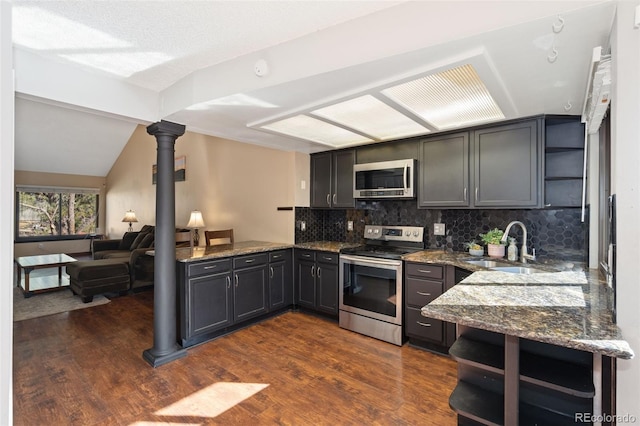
[342,262,398,317]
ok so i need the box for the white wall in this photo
[0,2,14,423]
[611,0,640,418]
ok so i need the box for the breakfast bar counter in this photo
[418,256,633,424]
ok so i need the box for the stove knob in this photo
[373,228,380,234]
[367,228,373,234]
[405,231,411,237]
[413,230,420,237]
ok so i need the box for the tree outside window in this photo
[16,186,99,240]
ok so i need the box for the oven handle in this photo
[339,254,402,268]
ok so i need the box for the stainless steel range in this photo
[339,225,424,345]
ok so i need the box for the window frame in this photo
[14,185,100,243]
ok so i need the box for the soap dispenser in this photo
[507,237,518,261]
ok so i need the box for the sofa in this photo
[92,225,190,290]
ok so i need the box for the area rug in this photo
[13,287,110,322]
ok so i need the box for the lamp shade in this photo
[186,210,205,228]
[122,210,138,223]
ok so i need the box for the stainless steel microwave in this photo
[353,159,416,199]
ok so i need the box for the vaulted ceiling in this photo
[12,1,616,176]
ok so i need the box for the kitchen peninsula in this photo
[420,263,633,424]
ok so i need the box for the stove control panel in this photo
[364,225,424,243]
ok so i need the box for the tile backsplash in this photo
[295,200,587,262]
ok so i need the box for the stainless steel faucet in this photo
[501,221,536,263]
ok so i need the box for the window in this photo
[15,185,99,241]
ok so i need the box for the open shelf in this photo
[451,381,580,426]
[450,336,594,397]
[544,116,585,208]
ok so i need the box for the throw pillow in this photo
[118,232,139,250]
[130,231,150,250]
[137,232,155,249]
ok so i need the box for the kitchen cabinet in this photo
[178,248,294,347]
[405,263,471,353]
[544,116,585,208]
[294,248,340,316]
[417,118,542,209]
[473,119,542,208]
[181,258,233,344]
[418,132,470,208]
[233,254,268,322]
[268,250,293,310]
[310,150,355,208]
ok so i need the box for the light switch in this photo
[347,221,354,231]
[434,223,445,236]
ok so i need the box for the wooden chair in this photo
[175,229,192,248]
[205,229,234,246]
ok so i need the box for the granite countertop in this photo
[294,241,362,253]
[168,241,294,262]
[414,250,634,359]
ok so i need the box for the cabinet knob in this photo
[464,187,467,201]
[311,266,315,277]
[226,276,231,288]
[326,194,331,205]
[270,266,274,279]
[235,274,239,287]
[317,267,321,278]
[332,194,337,204]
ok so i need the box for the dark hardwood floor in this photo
[13,291,458,425]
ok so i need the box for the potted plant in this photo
[479,228,506,258]
[464,241,484,256]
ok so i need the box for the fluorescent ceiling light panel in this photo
[382,64,505,130]
[311,95,429,140]
[261,115,373,147]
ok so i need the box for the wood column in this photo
[143,120,187,367]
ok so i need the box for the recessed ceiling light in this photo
[382,64,504,130]
[261,115,373,147]
[311,95,429,140]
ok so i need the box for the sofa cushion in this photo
[94,250,131,260]
[139,225,155,234]
[118,232,139,250]
[67,259,129,281]
[130,232,149,250]
[136,232,155,249]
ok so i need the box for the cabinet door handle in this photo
[417,321,432,327]
[235,274,239,287]
[417,291,432,296]
[317,267,321,278]
[326,194,331,206]
[332,194,337,204]
[272,255,281,259]
[475,187,478,202]
[244,259,255,264]
[311,266,315,277]
[322,256,333,261]
[418,269,431,274]
[302,253,311,258]
[203,265,217,270]
[270,267,274,279]
[463,187,467,201]
[226,276,231,288]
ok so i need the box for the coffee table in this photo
[15,253,77,297]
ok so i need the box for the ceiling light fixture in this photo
[261,115,372,147]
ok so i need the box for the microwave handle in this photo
[404,163,409,192]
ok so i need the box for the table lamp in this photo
[187,210,205,246]
[122,210,138,232]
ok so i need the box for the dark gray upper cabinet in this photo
[418,132,470,208]
[310,150,355,208]
[356,139,418,163]
[473,119,541,208]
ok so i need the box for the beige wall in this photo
[294,151,310,207]
[106,125,297,245]
[13,171,106,257]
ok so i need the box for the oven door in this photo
[339,254,402,325]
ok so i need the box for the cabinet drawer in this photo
[188,258,232,277]
[406,263,443,280]
[296,249,316,261]
[405,307,444,343]
[233,253,268,269]
[317,252,338,264]
[269,250,289,263]
[406,278,443,307]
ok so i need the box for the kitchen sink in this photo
[462,259,512,268]
[490,266,547,274]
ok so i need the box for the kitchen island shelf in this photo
[450,335,595,398]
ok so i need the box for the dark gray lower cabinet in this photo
[233,254,268,322]
[405,263,471,353]
[295,249,339,316]
[268,250,293,310]
[178,249,293,347]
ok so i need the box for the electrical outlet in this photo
[434,223,446,236]
[38,243,44,250]
[347,221,354,231]
[300,221,306,231]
